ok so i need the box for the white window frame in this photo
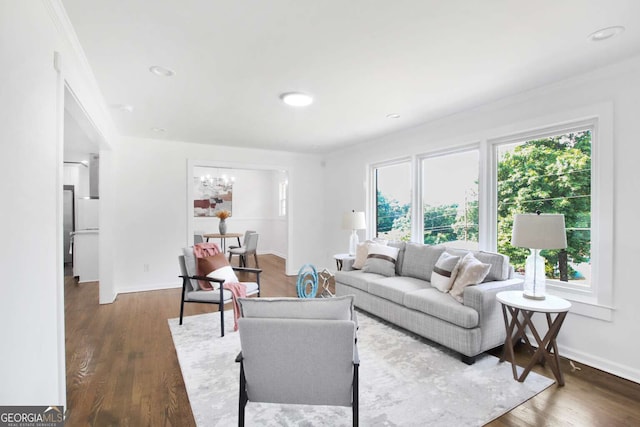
[485,104,613,320]
[278,179,288,217]
[417,144,481,247]
[369,157,414,240]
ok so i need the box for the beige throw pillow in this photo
[449,253,491,303]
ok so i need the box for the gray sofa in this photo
[334,242,522,364]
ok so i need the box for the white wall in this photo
[0,1,118,406]
[111,136,323,294]
[0,1,62,405]
[323,55,640,383]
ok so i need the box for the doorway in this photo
[63,185,75,268]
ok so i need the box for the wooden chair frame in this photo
[178,266,261,336]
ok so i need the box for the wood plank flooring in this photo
[65,254,640,426]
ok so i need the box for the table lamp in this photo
[511,211,567,300]
[342,210,366,256]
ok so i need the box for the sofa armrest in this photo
[463,278,523,312]
[463,278,524,350]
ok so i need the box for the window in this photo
[278,179,288,216]
[496,129,592,289]
[421,149,479,249]
[374,161,411,240]
[367,105,612,317]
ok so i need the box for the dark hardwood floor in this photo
[65,255,640,426]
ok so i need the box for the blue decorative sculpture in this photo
[296,264,318,298]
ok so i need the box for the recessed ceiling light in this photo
[151,127,166,133]
[111,103,134,113]
[386,113,401,119]
[280,92,314,107]
[588,26,625,42]
[149,65,175,77]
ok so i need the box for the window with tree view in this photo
[497,129,591,287]
[375,162,411,240]
[422,150,478,249]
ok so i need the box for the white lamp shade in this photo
[511,213,567,249]
[342,211,366,230]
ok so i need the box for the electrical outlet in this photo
[144,264,149,272]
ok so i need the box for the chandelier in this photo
[200,174,235,192]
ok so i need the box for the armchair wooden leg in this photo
[239,360,248,427]
[179,300,185,325]
[220,306,225,337]
[179,278,188,325]
[353,363,359,427]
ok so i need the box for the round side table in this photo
[333,253,355,271]
[497,290,571,386]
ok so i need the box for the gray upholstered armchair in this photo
[236,296,359,427]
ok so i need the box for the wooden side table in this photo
[497,290,571,386]
[333,253,355,271]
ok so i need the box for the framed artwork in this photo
[193,174,233,217]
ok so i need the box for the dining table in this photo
[203,232,243,253]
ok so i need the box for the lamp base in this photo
[522,292,546,301]
[522,248,547,300]
[348,230,359,256]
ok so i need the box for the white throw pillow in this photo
[206,265,239,290]
[430,252,461,292]
[362,244,399,277]
[352,240,387,269]
[449,253,491,303]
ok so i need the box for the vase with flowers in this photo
[215,210,231,235]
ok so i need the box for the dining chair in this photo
[228,230,256,251]
[228,232,259,268]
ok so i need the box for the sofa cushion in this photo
[362,244,399,277]
[402,243,446,282]
[446,248,510,282]
[388,241,406,276]
[334,270,385,293]
[431,252,461,292]
[403,288,479,329]
[186,282,259,302]
[368,276,430,305]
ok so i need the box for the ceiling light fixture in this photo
[151,127,166,133]
[149,65,175,77]
[588,26,625,42]
[386,113,401,119]
[280,92,313,107]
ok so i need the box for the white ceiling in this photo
[61,0,640,153]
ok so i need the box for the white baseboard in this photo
[268,249,287,259]
[116,281,181,295]
[523,332,640,384]
[560,346,640,385]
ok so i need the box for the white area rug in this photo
[169,310,553,426]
